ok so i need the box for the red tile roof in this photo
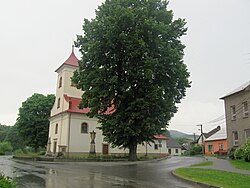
[55,46,79,72]
[64,95,90,114]
[64,94,114,115]
[154,135,168,140]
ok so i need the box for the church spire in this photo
[55,45,79,72]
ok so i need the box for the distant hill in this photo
[169,130,195,140]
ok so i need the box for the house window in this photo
[81,122,88,133]
[57,98,60,109]
[59,77,62,88]
[158,140,162,148]
[245,129,250,140]
[218,143,223,151]
[175,149,179,153]
[231,105,236,120]
[208,144,213,152]
[243,102,249,118]
[154,144,158,150]
[233,131,239,146]
[168,149,171,154]
[55,123,58,134]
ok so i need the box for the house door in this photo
[102,144,109,155]
[53,141,57,154]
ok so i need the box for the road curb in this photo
[171,170,221,188]
[12,156,169,165]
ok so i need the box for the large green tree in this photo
[16,93,55,152]
[73,0,190,161]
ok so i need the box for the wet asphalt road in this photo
[0,156,204,188]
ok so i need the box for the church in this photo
[46,47,170,156]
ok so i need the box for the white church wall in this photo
[49,113,70,153]
[68,114,103,153]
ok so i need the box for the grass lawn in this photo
[175,168,250,188]
[190,161,213,167]
[230,160,250,171]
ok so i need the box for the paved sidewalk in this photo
[195,156,250,175]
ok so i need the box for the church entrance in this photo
[102,144,109,155]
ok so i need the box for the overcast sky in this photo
[0,0,249,135]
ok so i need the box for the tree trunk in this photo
[128,140,137,161]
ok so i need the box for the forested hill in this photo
[169,130,195,140]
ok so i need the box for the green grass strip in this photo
[190,161,213,167]
[175,168,250,188]
[230,160,250,171]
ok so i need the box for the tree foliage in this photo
[5,125,25,151]
[175,137,192,146]
[0,141,13,153]
[73,0,190,160]
[16,93,55,151]
[0,124,11,142]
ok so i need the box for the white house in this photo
[46,47,169,156]
[166,138,182,156]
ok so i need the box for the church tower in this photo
[50,45,82,117]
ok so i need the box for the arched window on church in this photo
[57,98,60,109]
[81,122,88,134]
[59,77,62,88]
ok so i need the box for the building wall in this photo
[204,139,228,155]
[62,66,83,98]
[223,89,250,149]
[49,113,70,153]
[167,148,181,156]
[68,114,102,153]
[49,112,169,155]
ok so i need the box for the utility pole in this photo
[197,124,204,154]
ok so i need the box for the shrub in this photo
[0,141,13,153]
[0,173,15,188]
[57,152,64,157]
[234,147,244,160]
[22,146,33,154]
[14,149,24,155]
[242,139,250,162]
[38,151,46,156]
[189,144,202,155]
[228,147,236,160]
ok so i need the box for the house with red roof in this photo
[46,47,169,156]
[204,127,228,155]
